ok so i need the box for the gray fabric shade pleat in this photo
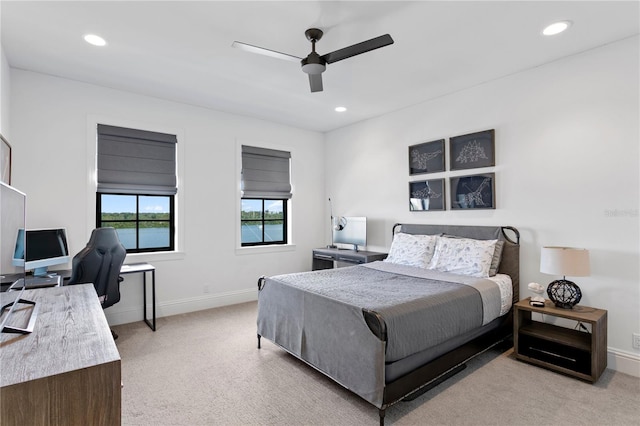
[241,145,292,199]
[97,124,177,195]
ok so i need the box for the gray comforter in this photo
[257,261,503,407]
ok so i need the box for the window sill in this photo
[235,244,297,256]
[124,250,185,264]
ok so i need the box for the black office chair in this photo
[67,227,126,338]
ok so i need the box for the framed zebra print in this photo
[408,139,445,175]
[409,179,445,211]
[450,173,495,210]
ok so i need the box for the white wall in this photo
[9,70,325,324]
[0,43,10,135]
[325,36,639,374]
[7,35,638,375]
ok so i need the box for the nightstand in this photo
[513,298,607,382]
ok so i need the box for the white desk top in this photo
[120,262,155,274]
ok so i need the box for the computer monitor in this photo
[13,228,70,276]
[332,216,367,251]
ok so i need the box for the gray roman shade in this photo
[97,124,177,195]
[241,145,292,199]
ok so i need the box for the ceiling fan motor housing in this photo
[301,52,326,74]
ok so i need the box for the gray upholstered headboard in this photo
[392,223,520,303]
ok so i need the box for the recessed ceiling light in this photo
[335,106,347,112]
[84,34,107,46]
[542,21,572,36]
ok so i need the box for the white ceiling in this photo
[1,1,638,133]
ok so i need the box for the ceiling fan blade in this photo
[309,73,323,92]
[321,34,394,64]
[232,41,301,62]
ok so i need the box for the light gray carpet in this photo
[113,302,640,425]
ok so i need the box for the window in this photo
[97,194,174,252]
[96,124,177,253]
[241,199,287,246]
[240,145,291,247]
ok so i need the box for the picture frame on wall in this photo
[408,139,445,175]
[409,179,445,211]
[450,129,495,171]
[1,134,11,185]
[450,173,495,210]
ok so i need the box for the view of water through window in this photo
[114,227,170,249]
[100,194,172,250]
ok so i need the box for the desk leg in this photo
[151,270,156,331]
[142,271,156,331]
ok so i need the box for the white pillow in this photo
[428,237,497,278]
[384,233,439,268]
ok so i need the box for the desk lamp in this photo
[327,198,344,248]
[540,246,590,309]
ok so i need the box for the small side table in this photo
[514,298,607,382]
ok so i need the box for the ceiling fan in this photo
[232,28,394,93]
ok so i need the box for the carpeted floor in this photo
[113,301,640,425]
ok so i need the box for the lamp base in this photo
[547,279,582,309]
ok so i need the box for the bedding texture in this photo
[257,261,510,407]
[257,223,520,423]
[428,236,497,277]
[385,233,505,277]
[383,233,439,268]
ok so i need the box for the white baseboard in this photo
[607,348,640,377]
[105,288,258,327]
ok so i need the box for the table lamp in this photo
[540,246,590,309]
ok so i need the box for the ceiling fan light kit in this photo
[301,54,326,75]
[233,27,393,93]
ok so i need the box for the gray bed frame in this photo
[258,223,520,425]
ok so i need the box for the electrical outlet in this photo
[633,333,640,349]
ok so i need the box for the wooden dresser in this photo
[1,284,121,425]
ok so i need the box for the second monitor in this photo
[13,228,70,277]
[332,216,366,251]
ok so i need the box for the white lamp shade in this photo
[540,246,590,277]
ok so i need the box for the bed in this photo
[257,223,520,424]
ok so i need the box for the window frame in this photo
[96,192,175,253]
[240,198,288,247]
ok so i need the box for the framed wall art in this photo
[450,173,495,210]
[450,129,495,171]
[1,134,11,185]
[408,139,445,175]
[409,179,445,211]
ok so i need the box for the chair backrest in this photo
[67,228,126,309]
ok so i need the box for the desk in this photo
[120,262,156,331]
[312,248,387,270]
[3,262,158,331]
[1,284,121,425]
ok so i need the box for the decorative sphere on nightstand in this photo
[547,279,582,309]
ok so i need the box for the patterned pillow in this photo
[384,233,439,268]
[428,236,498,277]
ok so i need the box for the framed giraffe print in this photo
[450,173,495,210]
[408,139,445,175]
[409,179,445,211]
[450,129,495,171]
